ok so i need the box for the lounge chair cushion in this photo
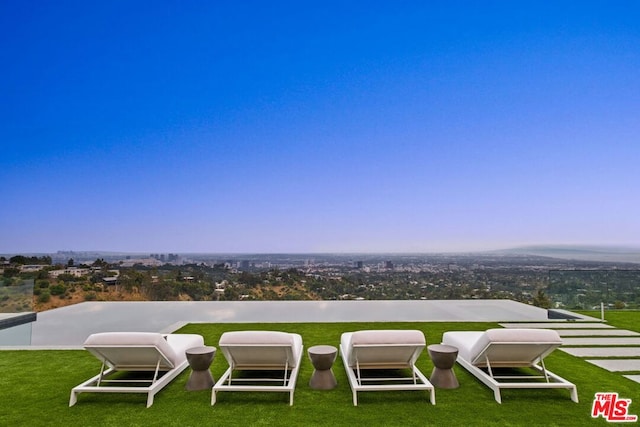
[165,333,206,364]
[350,329,426,346]
[442,328,562,364]
[83,332,204,367]
[341,330,426,367]
[441,331,483,362]
[219,331,303,368]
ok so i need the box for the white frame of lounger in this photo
[69,344,187,408]
[211,343,303,406]
[456,342,579,404]
[340,342,436,406]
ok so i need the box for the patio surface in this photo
[18,299,598,347]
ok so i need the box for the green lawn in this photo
[1,319,639,426]
[577,310,640,333]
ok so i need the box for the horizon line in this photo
[4,244,640,257]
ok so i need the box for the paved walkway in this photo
[554,329,639,336]
[561,347,640,357]
[559,337,640,345]
[501,322,613,329]
[500,321,640,386]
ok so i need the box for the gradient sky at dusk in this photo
[2,1,639,253]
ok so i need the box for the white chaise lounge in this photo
[212,331,303,406]
[442,328,578,403]
[70,332,204,407]
[340,329,435,406]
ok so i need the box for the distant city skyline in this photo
[2,2,639,254]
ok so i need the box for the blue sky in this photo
[2,1,639,254]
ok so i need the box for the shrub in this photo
[38,292,50,303]
[49,284,65,296]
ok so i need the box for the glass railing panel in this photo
[548,269,640,310]
[0,279,35,345]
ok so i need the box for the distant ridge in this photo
[498,245,640,264]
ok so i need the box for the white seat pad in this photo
[219,331,303,367]
[443,328,562,364]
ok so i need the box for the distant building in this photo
[118,258,163,267]
[149,253,180,264]
[19,265,48,273]
[49,267,92,278]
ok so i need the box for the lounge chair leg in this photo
[570,387,579,403]
[69,391,77,407]
[211,390,217,406]
[494,389,502,404]
[353,391,358,406]
[146,393,154,408]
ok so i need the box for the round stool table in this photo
[185,346,216,391]
[308,345,338,390]
[427,344,459,389]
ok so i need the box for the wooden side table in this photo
[185,346,216,391]
[427,344,459,389]
[308,345,338,390]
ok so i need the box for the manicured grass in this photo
[1,321,638,426]
[576,310,640,333]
